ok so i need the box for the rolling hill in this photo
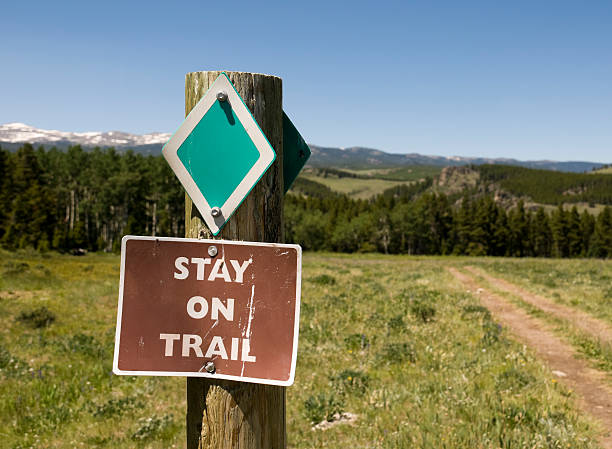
[291,164,612,211]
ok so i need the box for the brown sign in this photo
[113,236,301,386]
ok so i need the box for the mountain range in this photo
[0,122,170,155]
[0,122,607,173]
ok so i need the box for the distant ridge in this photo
[0,123,607,173]
[308,145,607,173]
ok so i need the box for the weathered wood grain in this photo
[184,71,285,449]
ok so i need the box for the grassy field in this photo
[0,250,609,448]
[299,165,440,199]
[300,175,409,199]
[591,167,612,175]
[343,166,442,182]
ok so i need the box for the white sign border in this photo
[112,235,302,387]
[161,73,276,236]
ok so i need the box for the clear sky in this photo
[1,0,611,162]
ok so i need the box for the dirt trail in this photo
[466,266,612,344]
[448,267,612,448]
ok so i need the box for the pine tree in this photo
[508,201,530,257]
[550,205,569,257]
[579,210,595,256]
[531,207,552,257]
[390,202,417,254]
[0,148,12,240]
[2,144,55,249]
[453,196,474,255]
[589,207,612,258]
[491,208,510,256]
[470,198,493,256]
[566,206,582,257]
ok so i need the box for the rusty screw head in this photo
[208,245,218,257]
[204,361,216,374]
[216,91,228,102]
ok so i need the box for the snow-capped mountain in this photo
[0,122,171,150]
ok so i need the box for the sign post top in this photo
[162,73,276,236]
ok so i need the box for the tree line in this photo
[285,188,611,258]
[1,144,610,258]
[286,178,612,257]
[0,144,184,252]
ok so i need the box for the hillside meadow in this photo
[0,250,610,448]
[300,174,407,200]
[299,166,442,199]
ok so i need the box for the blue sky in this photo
[1,0,611,162]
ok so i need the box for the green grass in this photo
[301,174,409,199]
[0,249,183,448]
[298,165,440,199]
[590,166,612,175]
[0,250,605,448]
[343,165,442,182]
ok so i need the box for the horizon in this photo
[1,1,611,163]
[2,121,611,164]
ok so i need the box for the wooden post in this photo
[183,71,285,449]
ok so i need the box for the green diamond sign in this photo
[162,73,276,235]
[282,112,311,193]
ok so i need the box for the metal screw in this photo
[208,245,218,257]
[204,361,216,374]
[216,91,228,102]
[211,207,221,218]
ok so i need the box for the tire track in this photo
[448,267,612,448]
[465,266,612,344]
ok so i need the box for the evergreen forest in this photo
[1,144,611,258]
